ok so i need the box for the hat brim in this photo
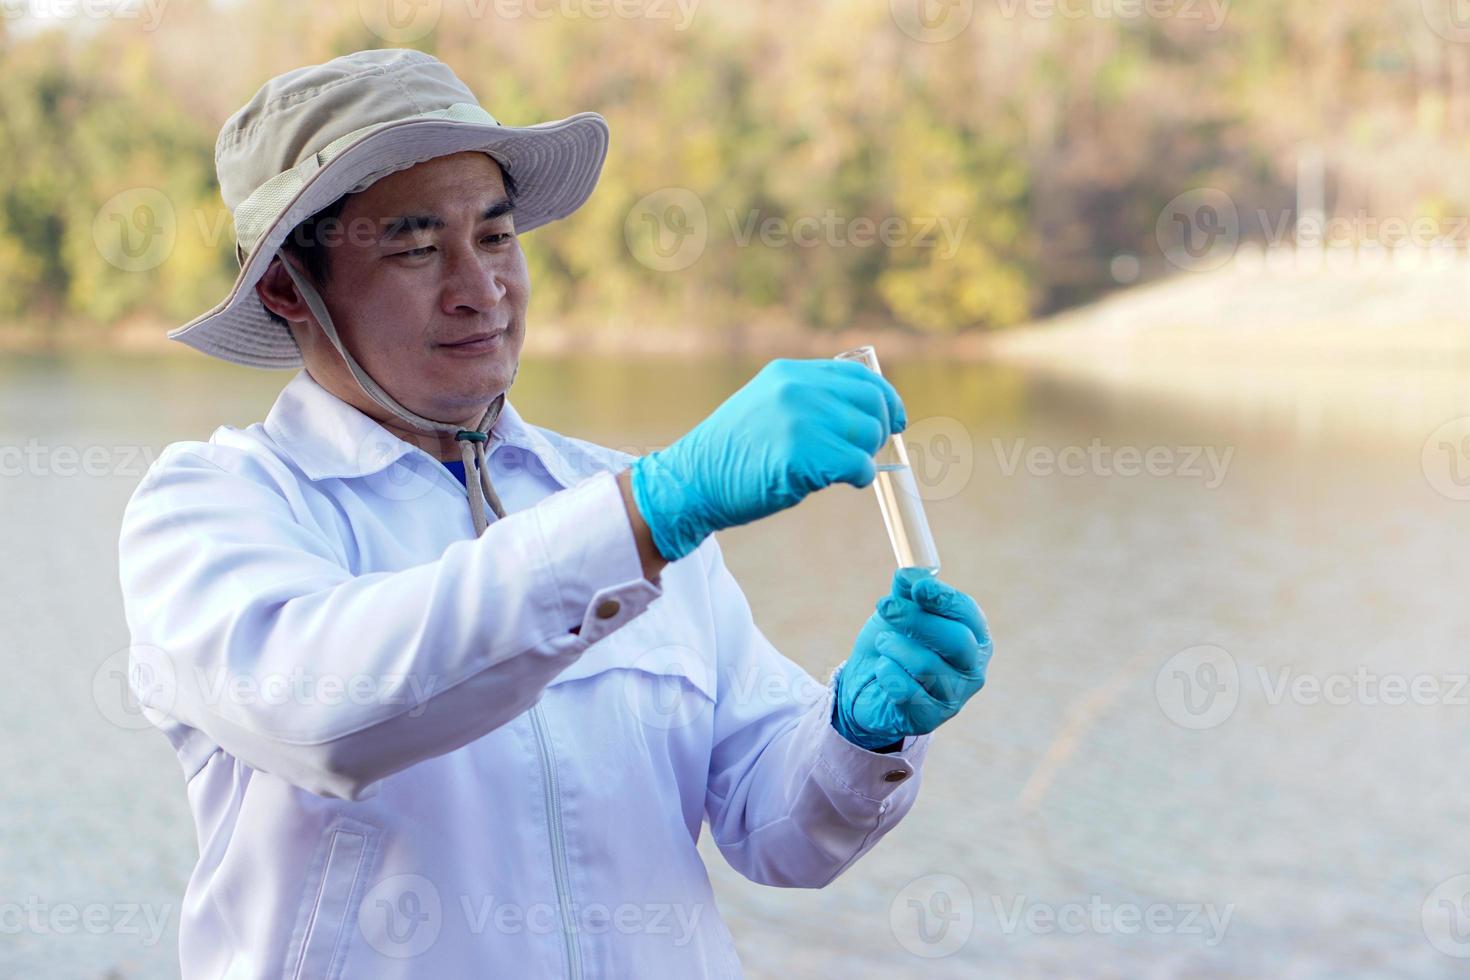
[169,112,609,369]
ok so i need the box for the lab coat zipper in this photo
[529,703,582,979]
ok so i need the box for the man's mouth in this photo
[437,329,507,351]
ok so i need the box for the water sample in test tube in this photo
[834,344,941,577]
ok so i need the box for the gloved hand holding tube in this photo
[831,568,992,750]
[627,357,907,561]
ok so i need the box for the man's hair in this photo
[263,160,519,329]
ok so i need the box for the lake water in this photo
[4,351,1470,978]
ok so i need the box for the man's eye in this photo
[396,245,434,257]
[484,233,514,245]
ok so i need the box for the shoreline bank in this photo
[10,259,1470,368]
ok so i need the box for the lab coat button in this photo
[595,599,621,620]
[882,769,909,783]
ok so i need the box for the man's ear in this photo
[255,256,312,325]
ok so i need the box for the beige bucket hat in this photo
[174,48,610,536]
[171,47,608,370]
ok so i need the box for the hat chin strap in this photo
[280,257,507,535]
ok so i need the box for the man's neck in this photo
[376,415,496,463]
[307,368,501,463]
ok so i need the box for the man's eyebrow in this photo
[379,214,442,240]
[481,198,515,222]
[378,199,516,241]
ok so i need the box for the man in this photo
[118,49,993,978]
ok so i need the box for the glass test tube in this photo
[834,345,941,577]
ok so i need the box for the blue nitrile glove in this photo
[628,358,907,561]
[832,570,993,750]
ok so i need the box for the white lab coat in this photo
[117,369,930,978]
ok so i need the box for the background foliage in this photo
[3,0,1470,341]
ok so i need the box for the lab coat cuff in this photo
[530,470,661,642]
[815,664,932,804]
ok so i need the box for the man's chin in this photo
[424,363,517,421]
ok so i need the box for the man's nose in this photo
[440,242,508,313]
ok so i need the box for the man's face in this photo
[301,151,529,423]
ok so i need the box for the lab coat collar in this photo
[263,369,592,489]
